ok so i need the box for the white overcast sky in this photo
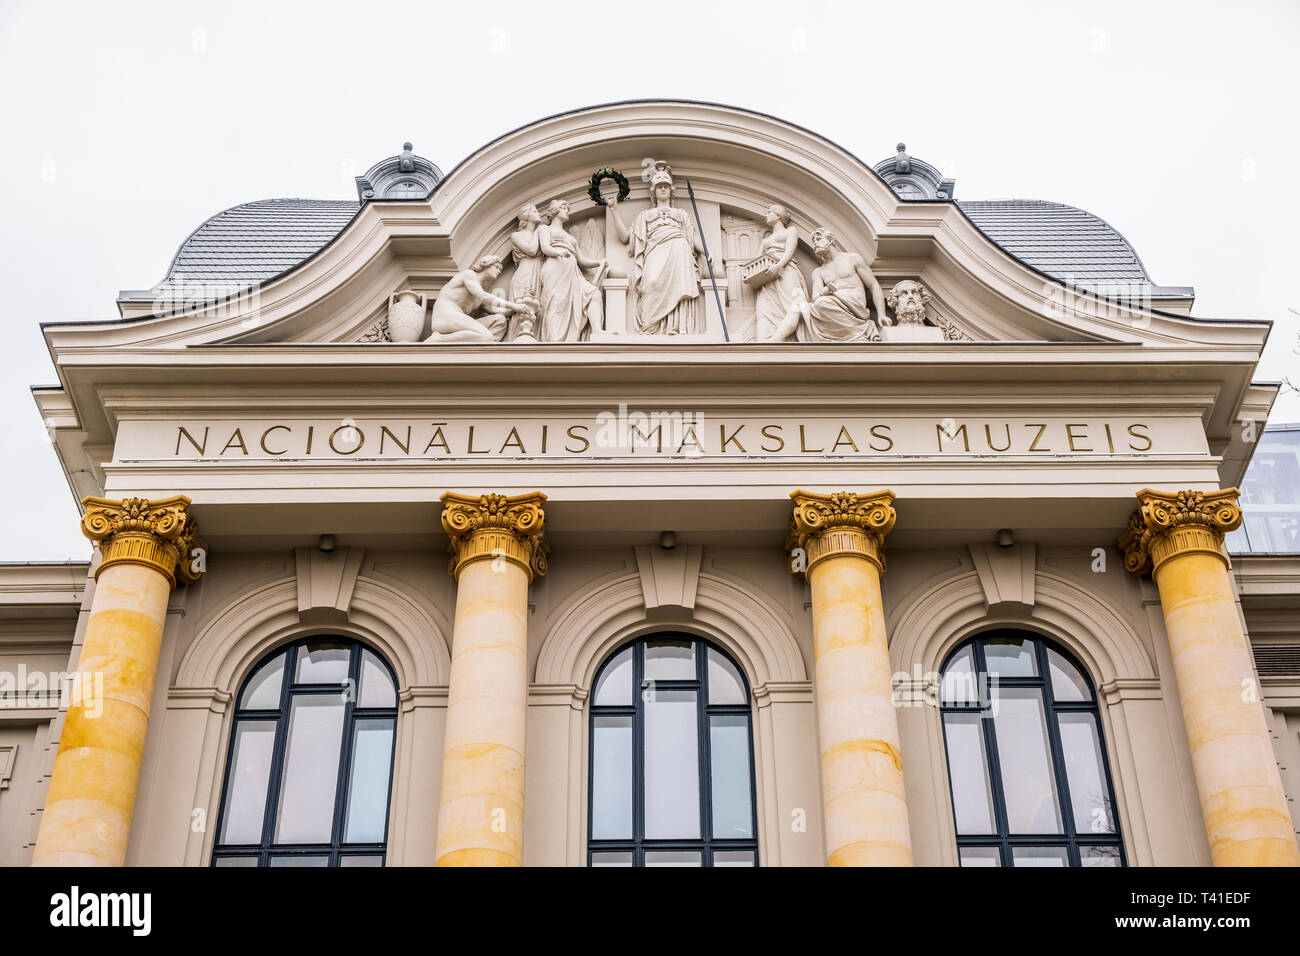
[1,0,1297,560]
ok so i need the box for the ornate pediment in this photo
[351,163,974,346]
[65,102,1265,352]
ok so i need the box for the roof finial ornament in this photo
[893,142,911,174]
[355,143,443,202]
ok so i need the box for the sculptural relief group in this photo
[376,158,956,345]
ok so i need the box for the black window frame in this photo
[939,631,1126,867]
[211,637,399,867]
[587,633,760,867]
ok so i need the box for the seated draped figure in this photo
[765,227,891,343]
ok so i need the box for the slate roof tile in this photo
[957,199,1153,286]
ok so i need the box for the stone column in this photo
[1121,488,1300,866]
[33,496,202,867]
[788,489,912,866]
[435,491,547,866]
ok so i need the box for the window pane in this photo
[710,715,753,838]
[357,649,396,708]
[1080,845,1122,867]
[941,645,979,706]
[707,648,746,704]
[592,646,633,706]
[645,638,695,681]
[590,716,633,839]
[590,851,634,866]
[644,689,700,839]
[213,855,259,867]
[1011,846,1069,867]
[1047,647,1091,702]
[1059,712,1114,834]
[983,637,1037,678]
[339,855,384,867]
[942,713,996,834]
[343,718,395,843]
[992,688,1062,833]
[269,855,330,866]
[239,652,286,710]
[644,850,701,866]
[712,850,755,867]
[296,641,350,684]
[275,696,346,844]
[959,846,1001,867]
[219,720,277,845]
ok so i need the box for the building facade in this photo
[2,101,1298,867]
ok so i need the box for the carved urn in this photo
[387,290,426,342]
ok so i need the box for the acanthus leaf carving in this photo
[1119,487,1243,575]
[440,491,549,581]
[786,489,897,574]
[81,495,204,587]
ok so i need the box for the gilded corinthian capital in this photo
[440,491,549,581]
[787,489,897,574]
[1119,487,1243,575]
[80,495,203,587]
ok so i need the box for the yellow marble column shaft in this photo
[1122,488,1300,866]
[32,496,201,867]
[435,491,547,867]
[789,490,913,866]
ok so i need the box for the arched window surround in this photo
[587,632,760,867]
[938,629,1127,867]
[210,636,399,867]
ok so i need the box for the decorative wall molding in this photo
[968,542,1036,611]
[633,544,703,616]
[0,744,15,790]
[357,315,391,342]
[176,572,450,693]
[535,569,806,691]
[888,564,1155,684]
[294,546,365,624]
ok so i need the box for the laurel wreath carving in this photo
[587,167,630,207]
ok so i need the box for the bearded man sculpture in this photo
[887,279,931,326]
[766,228,889,342]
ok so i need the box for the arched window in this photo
[588,634,758,866]
[939,632,1124,867]
[212,638,398,866]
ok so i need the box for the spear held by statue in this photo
[685,178,730,342]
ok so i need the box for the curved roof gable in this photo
[80,99,1254,352]
[127,198,1187,307]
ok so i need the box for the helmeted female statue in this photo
[606,160,705,335]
